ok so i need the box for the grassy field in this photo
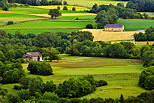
[118,19,154,30]
[1,55,147,99]
[81,29,143,41]
[0,13,47,25]
[6,29,81,34]
[9,6,88,14]
[140,12,154,17]
[0,20,96,30]
[65,0,127,7]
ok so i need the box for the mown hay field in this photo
[36,5,90,11]
[81,29,143,41]
[1,55,147,99]
[65,0,127,7]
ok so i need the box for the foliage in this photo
[86,24,93,29]
[96,80,107,87]
[138,67,154,90]
[140,45,154,67]
[0,0,9,11]
[7,21,13,25]
[127,0,154,12]
[63,6,68,10]
[134,27,154,41]
[27,61,53,75]
[56,75,104,98]
[0,63,25,83]
[72,7,76,11]
[48,9,61,19]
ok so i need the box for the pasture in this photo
[6,29,81,34]
[118,19,154,30]
[0,13,47,25]
[81,29,143,41]
[1,55,147,99]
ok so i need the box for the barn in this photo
[104,24,124,31]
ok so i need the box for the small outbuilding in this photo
[104,24,124,31]
[22,52,43,62]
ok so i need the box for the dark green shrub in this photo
[7,21,13,25]
[96,80,107,87]
[14,85,22,90]
[27,61,53,75]
[138,67,154,90]
[63,6,68,10]
[72,7,76,11]
[86,24,93,29]
[56,75,98,98]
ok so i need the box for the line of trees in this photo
[134,27,154,41]
[1,85,154,103]
[127,0,154,12]
[92,3,148,28]
[16,0,68,6]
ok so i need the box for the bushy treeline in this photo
[69,40,140,59]
[0,62,25,83]
[27,61,53,75]
[138,67,154,90]
[0,75,107,102]
[1,86,154,103]
[134,27,154,41]
[0,30,93,63]
[91,4,149,28]
[16,0,67,6]
[140,45,154,67]
[127,0,154,12]
[56,75,107,98]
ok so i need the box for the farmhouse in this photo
[22,52,43,61]
[104,24,124,31]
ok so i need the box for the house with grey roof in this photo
[104,24,124,31]
[22,52,43,61]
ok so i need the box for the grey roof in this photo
[25,52,42,57]
[104,24,124,28]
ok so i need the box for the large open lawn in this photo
[1,55,148,99]
[118,19,154,30]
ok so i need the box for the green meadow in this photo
[0,20,96,29]
[9,6,87,14]
[0,13,47,25]
[6,29,81,34]
[1,55,148,99]
[118,19,154,30]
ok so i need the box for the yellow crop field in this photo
[65,0,127,7]
[81,29,144,41]
[36,5,90,11]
